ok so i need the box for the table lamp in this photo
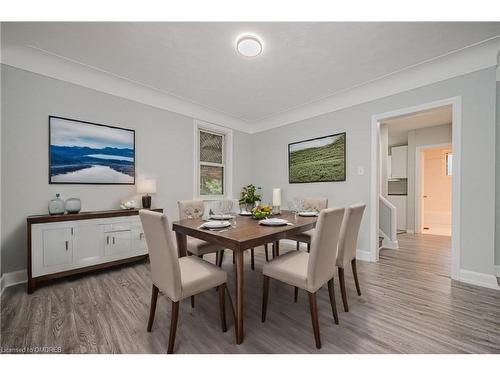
[137,179,157,209]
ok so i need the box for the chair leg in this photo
[261,275,270,322]
[191,295,195,308]
[327,279,339,325]
[217,250,224,267]
[351,259,361,296]
[308,292,321,349]
[167,300,180,354]
[264,244,269,262]
[219,283,227,332]
[338,267,349,312]
[215,251,220,266]
[294,286,298,303]
[307,243,311,253]
[296,241,300,251]
[251,248,255,270]
[147,285,159,332]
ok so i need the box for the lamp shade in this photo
[137,179,157,194]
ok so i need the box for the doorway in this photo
[418,144,452,236]
[371,96,461,280]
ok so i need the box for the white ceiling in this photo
[385,105,452,147]
[3,22,500,128]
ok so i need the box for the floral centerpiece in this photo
[239,184,262,212]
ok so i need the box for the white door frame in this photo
[370,96,461,280]
[415,142,452,235]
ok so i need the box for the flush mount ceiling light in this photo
[236,35,263,57]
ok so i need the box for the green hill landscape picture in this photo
[288,133,346,183]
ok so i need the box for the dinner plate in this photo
[239,211,252,216]
[209,214,235,220]
[298,211,319,217]
[201,221,231,229]
[259,218,289,226]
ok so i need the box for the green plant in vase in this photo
[239,184,262,212]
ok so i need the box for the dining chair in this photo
[261,207,345,349]
[178,200,226,271]
[139,210,228,354]
[287,197,329,252]
[336,203,366,312]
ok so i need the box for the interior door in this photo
[422,146,452,236]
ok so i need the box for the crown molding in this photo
[251,37,500,133]
[2,37,499,135]
[1,45,251,133]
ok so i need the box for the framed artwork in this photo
[288,132,346,183]
[49,116,135,184]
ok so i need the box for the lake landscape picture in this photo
[288,132,346,183]
[49,117,135,184]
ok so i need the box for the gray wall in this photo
[407,123,452,231]
[1,65,252,274]
[253,68,497,276]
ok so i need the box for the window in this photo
[446,152,453,176]
[198,129,225,196]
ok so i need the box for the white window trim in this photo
[193,120,233,200]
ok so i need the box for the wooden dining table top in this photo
[172,210,318,252]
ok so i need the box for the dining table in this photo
[172,210,318,344]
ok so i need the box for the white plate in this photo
[201,221,231,229]
[259,218,289,226]
[239,211,252,216]
[209,214,235,220]
[298,211,319,217]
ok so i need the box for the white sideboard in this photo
[27,208,162,293]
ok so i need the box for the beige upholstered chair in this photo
[336,204,366,312]
[287,197,329,252]
[261,207,345,349]
[178,200,226,269]
[139,210,228,354]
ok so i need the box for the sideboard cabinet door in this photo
[42,227,73,267]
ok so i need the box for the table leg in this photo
[175,232,187,257]
[274,241,280,257]
[235,250,244,344]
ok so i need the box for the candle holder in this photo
[272,205,281,215]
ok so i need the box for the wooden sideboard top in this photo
[27,208,163,224]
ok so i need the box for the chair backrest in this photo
[307,207,345,291]
[139,210,182,301]
[336,204,366,268]
[303,197,328,211]
[178,199,204,219]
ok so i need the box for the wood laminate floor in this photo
[1,233,500,353]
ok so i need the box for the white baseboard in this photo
[406,229,415,234]
[494,265,500,277]
[0,269,28,295]
[458,269,500,291]
[356,249,372,262]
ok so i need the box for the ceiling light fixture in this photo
[236,35,263,57]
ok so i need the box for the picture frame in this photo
[288,132,346,184]
[49,116,136,185]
